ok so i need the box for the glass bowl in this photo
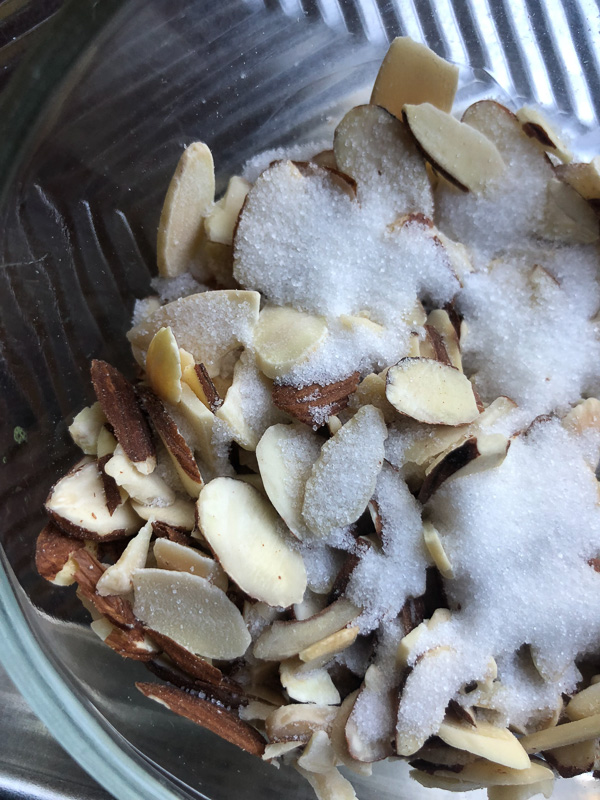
[1,1,600,798]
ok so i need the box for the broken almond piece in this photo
[272,372,360,428]
[254,306,327,380]
[562,398,600,438]
[204,175,251,246]
[302,405,387,537]
[35,523,91,586]
[46,459,140,540]
[96,426,118,458]
[132,568,250,659]
[104,444,176,507]
[265,704,338,743]
[153,537,228,591]
[519,714,600,753]
[330,690,372,777]
[182,362,222,412]
[96,521,153,596]
[422,521,454,578]
[431,759,553,787]
[145,327,183,405]
[426,309,462,370]
[295,766,358,800]
[437,717,530,770]
[73,548,139,629]
[68,402,106,455]
[91,617,158,661]
[386,357,480,426]
[136,682,265,756]
[279,659,340,705]
[418,433,511,503]
[298,626,359,665]
[555,157,600,204]
[143,629,225,685]
[516,106,572,163]
[543,177,599,243]
[90,360,156,474]
[370,37,459,117]
[297,730,337,774]
[157,142,215,278]
[256,423,322,540]
[131,497,195,530]
[403,103,505,192]
[138,386,203,498]
[197,477,307,607]
[254,598,360,661]
[565,681,600,721]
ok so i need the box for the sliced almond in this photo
[90,360,156,474]
[73,548,139,629]
[348,372,397,424]
[153,538,228,591]
[437,717,530,770]
[145,326,183,405]
[419,324,452,365]
[279,659,340,705]
[520,714,600,754]
[422,521,454,578]
[96,521,153,596]
[433,758,553,786]
[386,357,480,426]
[566,682,600,721]
[204,175,251,246]
[370,37,459,117]
[254,306,328,380]
[104,444,176,507]
[426,309,462,370]
[410,769,483,792]
[132,568,250,659]
[127,290,260,377]
[91,617,158,661]
[562,398,600,438]
[239,699,280,723]
[256,423,322,540]
[302,405,387,537]
[263,740,303,761]
[182,362,222,412]
[96,425,118,458]
[555,157,600,202]
[68,402,106,455]
[297,730,337,774]
[35,523,91,586]
[143,629,225,685]
[176,382,217,471]
[330,690,372,776]
[295,766,357,800]
[516,106,572,163]
[266,704,338,743]
[131,497,195,530]
[136,682,265,756]
[138,386,203,498]
[197,477,307,607]
[46,460,140,540]
[346,665,395,762]
[487,779,554,800]
[403,103,505,193]
[157,142,215,278]
[544,738,598,778]
[334,104,433,218]
[254,598,360,661]
[542,177,599,243]
[272,372,361,428]
[298,626,359,665]
[418,434,510,503]
[396,608,452,668]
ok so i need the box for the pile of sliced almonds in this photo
[35,35,600,800]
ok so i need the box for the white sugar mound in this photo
[396,419,600,743]
[234,160,458,324]
[242,140,332,183]
[346,464,428,633]
[457,257,600,418]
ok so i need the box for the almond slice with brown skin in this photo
[153,538,228,591]
[97,455,124,515]
[403,103,505,193]
[272,372,360,428]
[132,568,251,659]
[436,717,530,770]
[265,704,338,743]
[73,548,139,629]
[46,459,140,541]
[254,306,328,380]
[142,628,224,685]
[96,521,153,596]
[197,477,306,607]
[426,309,462,370]
[295,766,358,800]
[431,759,553,786]
[145,327,183,405]
[136,682,265,756]
[138,386,203,498]
[410,769,484,792]
[68,402,106,455]
[516,106,572,163]
[386,358,480,426]
[35,523,93,586]
[157,142,215,278]
[370,37,459,117]
[254,598,360,661]
[556,157,600,205]
[543,738,599,778]
[182,362,222,412]
[91,617,158,662]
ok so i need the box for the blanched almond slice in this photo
[279,659,340,705]
[239,700,280,723]
[182,362,222,412]
[153,537,228,591]
[96,426,118,458]
[197,477,307,607]
[396,609,451,668]
[136,682,265,756]
[46,460,140,540]
[104,445,176,507]
[565,682,600,720]
[519,714,600,753]
[131,497,195,530]
[254,306,327,380]
[204,175,251,246]
[543,177,599,243]
[145,327,182,405]
[91,617,158,661]
[437,717,530,770]
[295,766,358,800]
[35,524,93,586]
[419,434,510,503]
[90,360,156,474]
[176,383,217,470]
[157,142,215,278]
[132,568,250,659]
[403,103,505,193]
[562,398,600,438]
[346,665,395,763]
[266,704,338,743]
[386,358,480,426]
[263,741,303,760]
[68,402,106,455]
[348,372,397,423]
[410,769,484,792]
[422,521,454,578]
[487,780,555,800]
[433,759,553,786]
[330,690,372,777]
[516,106,572,163]
[254,598,360,661]
[256,423,322,540]
[302,405,387,537]
[297,731,337,774]
[556,157,600,201]
[97,521,153,596]
[127,290,260,377]
[427,309,462,370]
[370,37,459,116]
[298,626,359,665]
[333,104,433,218]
